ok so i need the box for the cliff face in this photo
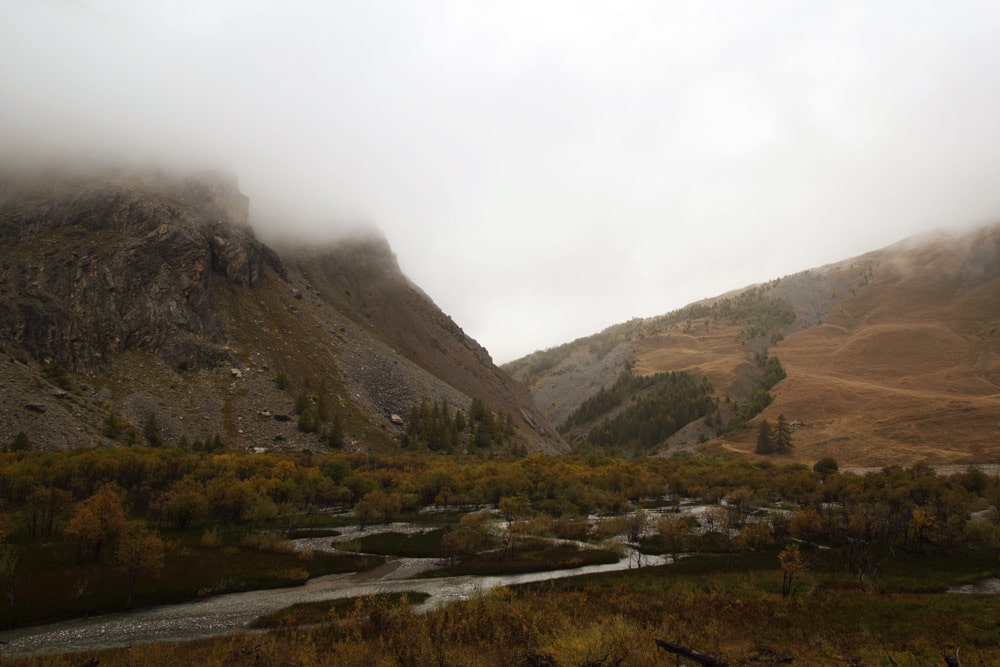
[0,168,562,455]
[0,172,281,372]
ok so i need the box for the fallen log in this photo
[654,639,731,667]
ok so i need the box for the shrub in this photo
[200,526,223,548]
[275,372,289,390]
[8,431,30,452]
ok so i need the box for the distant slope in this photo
[0,167,563,454]
[732,226,1000,466]
[506,224,1000,466]
[506,285,801,452]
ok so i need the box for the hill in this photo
[0,166,563,455]
[505,224,1000,467]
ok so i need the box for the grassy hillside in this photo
[511,224,1000,467]
[718,226,1000,466]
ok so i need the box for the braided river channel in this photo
[0,531,666,659]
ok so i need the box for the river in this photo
[0,547,667,659]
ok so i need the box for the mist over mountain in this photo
[1,158,998,468]
[0,166,562,455]
[6,3,1000,364]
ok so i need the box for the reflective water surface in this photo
[0,543,666,658]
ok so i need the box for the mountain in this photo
[0,166,562,455]
[505,224,1000,467]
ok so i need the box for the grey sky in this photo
[3,1,1000,362]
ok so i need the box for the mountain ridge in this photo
[505,223,1000,466]
[0,167,563,455]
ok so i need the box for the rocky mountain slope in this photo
[506,224,1000,467]
[0,166,562,454]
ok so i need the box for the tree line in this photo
[755,414,793,455]
[560,367,718,453]
[2,444,999,618]
[719,354,787,435]
[401,397,514,453]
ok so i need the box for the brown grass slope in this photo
[0,167,562,454]
[509,224,1000,467]
[722,226,1000,467]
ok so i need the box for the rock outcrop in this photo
[0,171,282,372]
[0,167,563,455]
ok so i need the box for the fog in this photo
[3,1,1000,363]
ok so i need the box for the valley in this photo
[1,169,999,665]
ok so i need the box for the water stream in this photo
[0,548,666,658]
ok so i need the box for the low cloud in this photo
[4,1,1000,362]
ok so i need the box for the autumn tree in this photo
[779,542,807,597]
[499,495,531,558]
[627,508,649,543]
[354,489,402,529]
[909,505,938,554]
[657,513,695,562]
[499,495,531,525]
[206,474,254,524]
[158,478,208,530]
[737,519,773,553]
[116,522,165,607]
[0,543,19,608]
[65,504,102,563]
[789,507,825,543]
[724,487,759,528]
[24,486,71,539]
[0,521,20,607]
[64,483,127,562]
[441,510,494,564]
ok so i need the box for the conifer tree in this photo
[326,414,345,448]
[756,419,775,454]
[143,414,163,448]
[775,414,794,454]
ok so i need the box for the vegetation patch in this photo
[401,397,515,453]
[563,368,717,453]
[2,447,1000,664]
[30,559,1000,667]
[349,529,446,558]
[432,539,619,577]
[0,534,383,629]
[248,591,430,628]
[720,354,787,435]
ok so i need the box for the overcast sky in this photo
[3,1,1000,362]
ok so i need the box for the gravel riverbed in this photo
[0,540,664,659]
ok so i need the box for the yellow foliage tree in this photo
[779,542,808,598]
[64,483,126,562]
[116,522,165,608]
